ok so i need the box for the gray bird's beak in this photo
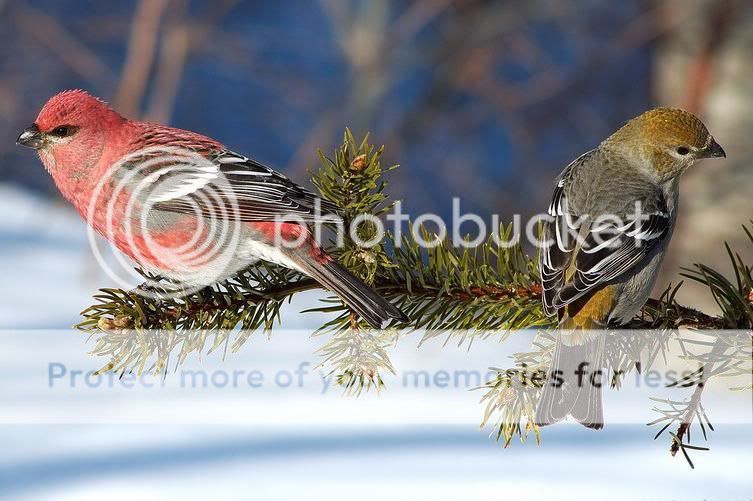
[703,138,726,159]
[16,124,44,149]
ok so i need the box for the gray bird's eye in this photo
[676,146,690,155]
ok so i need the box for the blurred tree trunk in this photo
[654,0,752,312]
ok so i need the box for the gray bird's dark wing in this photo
[539,152,671,317]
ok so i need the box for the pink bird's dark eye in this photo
[49,125,78,138]
[676,146,690,155]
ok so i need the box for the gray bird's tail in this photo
[291,253,408,329]
[535,330,606,429]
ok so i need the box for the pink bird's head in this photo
[17,89,126,180]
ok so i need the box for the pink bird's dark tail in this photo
[290,251,408,329]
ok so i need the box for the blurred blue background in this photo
[2,0,656,215]
[1,0,752,498]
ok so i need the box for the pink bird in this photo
[17,89,407,328]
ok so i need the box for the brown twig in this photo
[113,0,171,117]
[144,1,190,123]
[144,0,240,123]
[14,6,115,85]
[682,0,736,113]
[642,297,727,329]
[669,336,730,461]
[670,380,706,456]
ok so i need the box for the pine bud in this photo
[98,315,133,331]
[358,250,376,264]
[98,317,116,331]
[351,154,368,171]
[114,315,134,328]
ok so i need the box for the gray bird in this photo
[535,108,726,429]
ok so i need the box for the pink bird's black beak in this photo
[16,124,43,149]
